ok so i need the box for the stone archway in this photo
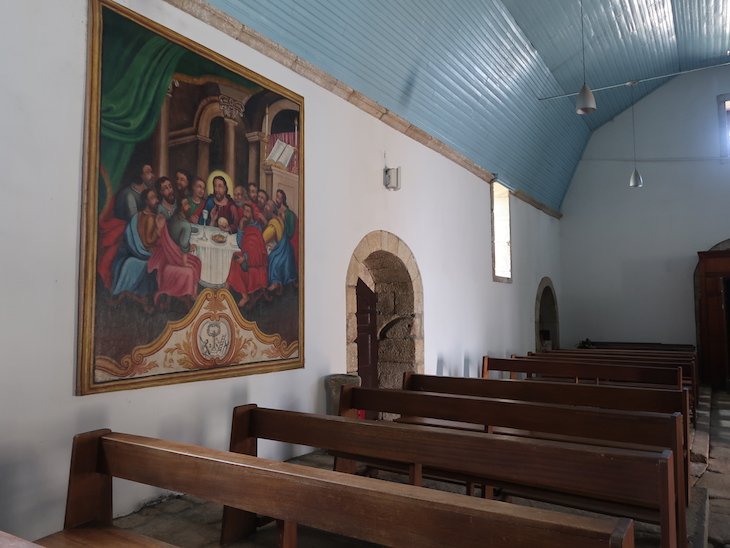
[534,277,560,351]
[346,231,424,388]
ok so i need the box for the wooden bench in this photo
[403,372,690,505]
[339,386,687,548]
[33,429,635,548]
[580,342,695,352]
[483,356,683,389]
[531,349,698,417]
[222,404,674,547]
[531,349,697,390]
[482,357,688,499]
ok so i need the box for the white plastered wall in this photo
[0,0,560,540]
[560,65,730,346]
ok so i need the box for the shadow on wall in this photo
[0,450,63,540]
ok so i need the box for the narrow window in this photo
[491,181,512,282]
[717,93,730,156]
[726,99,730,154]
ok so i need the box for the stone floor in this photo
[116,388,730,547]
[695,390,730,547]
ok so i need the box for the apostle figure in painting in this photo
[247,183,259,204]
[147,213,202,309]
[233,183,264,227]
[263,199,297,294]
[257,189,269,213]
[185,177,206,224]
[168,208,194,254]
[203,172,238,233]
[261,200,282,254]
[226,202,268,308]
[156,176,177,221]
[141,163,156,189]
[97,164,155,290]
[273,188,299,285]
[110,188,160,309]
[174,168,192,202]
[114,175,145,222]
[248,183,266,225]
[233,184,246,209]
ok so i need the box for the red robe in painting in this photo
[147,223,202,304]
[97,198,126,289]
[240,199,266,228]
[226,224,268,297]
[206,196,239,234]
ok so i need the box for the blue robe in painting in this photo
[111,213,157,296]
[267,232,297,287]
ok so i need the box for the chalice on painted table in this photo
[201,209,209,240]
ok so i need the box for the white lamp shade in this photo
[629,168,643,188]
[576,84,596,114]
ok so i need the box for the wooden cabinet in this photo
[697,250,730,388]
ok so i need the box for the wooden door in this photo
[355,279,378,392]
[701,276,728,387]
[697,250,730,389]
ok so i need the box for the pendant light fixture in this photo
[576,0,596,114]
[628,81,643,188]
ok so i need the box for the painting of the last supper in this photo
[78,0,303,394]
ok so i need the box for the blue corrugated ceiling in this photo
[207,0,730,211]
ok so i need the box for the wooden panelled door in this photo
[697,250,730,389]
[355,278,378,392]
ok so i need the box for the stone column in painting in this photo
[154,79,177,177]
[245,131,267,190]
[219,95,244,184]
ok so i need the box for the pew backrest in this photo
[403,372,690,506]
[339,385,686,546]
[519,352,698,426]
[483,356,682,388]
[226,405,672,547]
[38,429,636,548]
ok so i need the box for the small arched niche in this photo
[535,277,560,351]
[345,231,424,389]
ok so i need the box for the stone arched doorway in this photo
[535,277,559,351]
[346,231,424,389]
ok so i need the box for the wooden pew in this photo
[403,372,690,505]
[582,342,695,352]
[522,351,698,424]
[483,356,689,488]
[33,430,635,548]
[534,349,698,407]
[221,404,673,548]
[339,386,687,548]
[483,355,682,389]
[532,349,697,376]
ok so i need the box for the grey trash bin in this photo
[323,374,361,415]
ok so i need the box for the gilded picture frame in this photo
[78,0,304,394]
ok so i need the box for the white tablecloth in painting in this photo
[190,226,238,287]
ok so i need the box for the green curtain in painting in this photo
[98,8,186,209]
[97,8,260,210]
